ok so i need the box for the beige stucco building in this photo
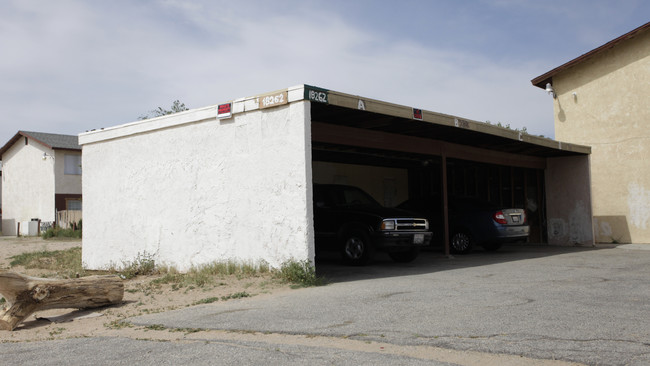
[532,22,650,244]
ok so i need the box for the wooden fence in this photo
[57,210,82,229]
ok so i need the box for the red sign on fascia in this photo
[413,108,423,120]
[217,103,232,118]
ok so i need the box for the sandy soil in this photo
[0,237,584,366]
[0,236,293,342]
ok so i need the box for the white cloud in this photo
[2,0,644,146]
[149,4,555,135]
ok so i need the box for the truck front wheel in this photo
[341,230,374,266]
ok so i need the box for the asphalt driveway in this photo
[130,244,650,366]
[1,244,648,365]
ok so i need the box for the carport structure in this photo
[80,85,592,271]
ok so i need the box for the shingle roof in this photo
[19,131,80,150]
[531,21,650,89]
[0,131,80,159]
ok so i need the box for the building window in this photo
[66,199,82,211]
[64,154,82,175]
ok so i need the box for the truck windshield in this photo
[314,185,382,208]
[335,186,380,207]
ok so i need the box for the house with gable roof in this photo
[531,22,650,244]
[0,131,82,236]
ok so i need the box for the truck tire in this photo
[340,229,374,266]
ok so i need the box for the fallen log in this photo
[0,271,124,331]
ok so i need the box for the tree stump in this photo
[0,271,124,331]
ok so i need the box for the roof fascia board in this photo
[79,85,308,146]
[77,84,589,156]
[51,147,81,151]
[79,105,219,145]
[0,132,26,157]
[531,22,650,88]
[324,89,590,155]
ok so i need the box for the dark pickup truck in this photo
[313,184,433,265]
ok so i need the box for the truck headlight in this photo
[381,219,396,231]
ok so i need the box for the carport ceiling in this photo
[310,103,586,158]
[312,142,437,169]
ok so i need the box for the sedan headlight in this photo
[381,219,396,231]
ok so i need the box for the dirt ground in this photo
[0,237,583,366]
[0,236,294,342]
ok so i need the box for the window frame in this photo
[64,153,82,175]
[65,198,82,211]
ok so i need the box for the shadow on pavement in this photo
[315,243,614,283]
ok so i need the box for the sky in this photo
[0,0,648,147]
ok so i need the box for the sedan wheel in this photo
[451,231,473,254]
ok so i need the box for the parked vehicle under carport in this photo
[398,196,529,254]
[313,184,433,265]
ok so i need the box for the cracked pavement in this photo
[130,244,650,365]
[1,244,648,365]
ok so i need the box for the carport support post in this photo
[441,153,450,257]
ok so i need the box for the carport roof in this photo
[79,84,590,159]
[308,86,590,159]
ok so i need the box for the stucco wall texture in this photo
[1,140,56,235]
[553,30,649,243]
[545,155,594,246]
[80,101,314,271]
[54,150,82,194]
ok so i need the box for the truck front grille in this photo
[394,219,428,230]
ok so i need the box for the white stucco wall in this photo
[80,100,313,271]
[1,139,56,235]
